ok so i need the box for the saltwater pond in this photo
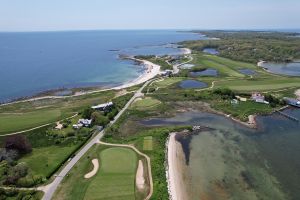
[190,68,218,77]
[141,108,300,200]
[260,62,300,76]
[179,80,208,89]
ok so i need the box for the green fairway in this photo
[143,136,153,151]
[0,109,68,135]
[215,78,300,91]
[131,97,161,110]
[53,146,138,200]
[0,90,117,134]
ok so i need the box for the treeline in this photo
[182,31,300,64]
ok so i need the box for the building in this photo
[236,96,247,102]
[251,92,269,104]
[160,70,173,77]
[284,97,300,108]
[91,102,114,111]
[78,119,92,127]
[231,99,239,105]
[73,124,83,129]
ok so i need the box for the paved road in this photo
[41,79,152,200]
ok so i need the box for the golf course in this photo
[53,145,141,200]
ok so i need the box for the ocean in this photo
[0,30,203,102]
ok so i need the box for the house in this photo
[236,96,247,102]
[160,70,173,77]
[73,124,83,129]
[78,119,92,127]
[231,99,239,105]
[91,102,114,111]
[251,92,269,104]
[55,122,63,130]
[284,97,300,108]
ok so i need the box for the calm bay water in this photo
[141,109,300,199]
[0,30,203,102]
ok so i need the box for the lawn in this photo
[19,144,80,178]
[131,97,161,110]
[0,109,70,135]
[53,145,138,200]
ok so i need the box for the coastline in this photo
[167,133,188,200]
[0,58,161,107]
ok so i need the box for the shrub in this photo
[5,135,32,155]
[81,106,94,119]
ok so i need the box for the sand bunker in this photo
[84,159,99,179]
[136,160,145,190]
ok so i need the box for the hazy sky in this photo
[0,0,299,31]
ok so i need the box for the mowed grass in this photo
[84,147,137,200]
[192,55,245,77]
[19,144,80,178]
[131,97,161,110]
[0,109,70,135]
[53,145,138,200]
[0,90,117,134]
[143,136,153,151]
[215,78,300,91]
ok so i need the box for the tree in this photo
[5,135,32,154]
[91,112,110,126]
[81,106,94,119]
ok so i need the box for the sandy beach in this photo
[114,58,161,90]
[167,133,188,200]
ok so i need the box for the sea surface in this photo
[141,108,300,200]
[0,30,204,102]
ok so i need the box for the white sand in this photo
[136,160,145,190]
[114,59,161,90]
[295,89,300,100]
[167,133,186,200]
[84,159,99,179]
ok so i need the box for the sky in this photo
[0,0,299,31]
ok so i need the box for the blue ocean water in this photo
[0,30,203,102]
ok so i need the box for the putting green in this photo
[83,147,138,200]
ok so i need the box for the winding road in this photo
[41,79,152,200]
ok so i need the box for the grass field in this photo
[20,144,80,178]
[143,136,153,151]
[0,109,70,135]
[131,97,161,110]
[53,145,138,200]
[0,90,117,134]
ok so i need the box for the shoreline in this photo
[0,47,192,106]
[0,58,161,107]
[166,133,188,200]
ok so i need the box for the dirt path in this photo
[98,141,153,200]
[84,159,99,179]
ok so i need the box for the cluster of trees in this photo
[0,188,41,200]
[0,135,41,187]
[183,31,300,64]
[213,88,236,99]
[264,94,286,108]
[82,93,134,128]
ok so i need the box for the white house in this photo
[91,102,114,111]
[78,119,92,127]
